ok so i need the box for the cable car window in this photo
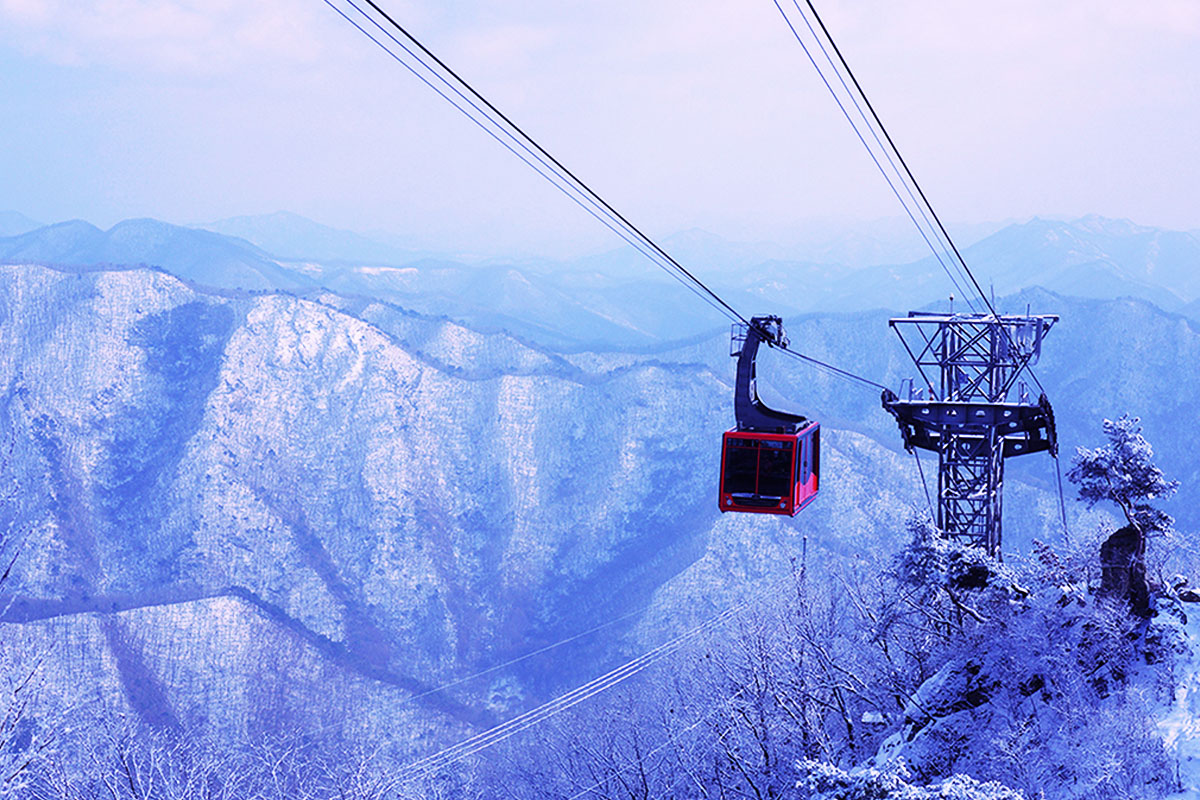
[722,438,759,495]
[757,440,793,498]
[798,436,809,484]
[811,427,820,484]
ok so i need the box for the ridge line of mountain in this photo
[1,583,499,729]
[1,262,733,385]
[8,212,1200,347]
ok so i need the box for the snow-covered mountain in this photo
[0,218,307,290]
[3,254,1200,794]
[0,262,927,750]
[6,213,1200,347]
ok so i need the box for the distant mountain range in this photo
[195,210,433,265]
[0,218,308,290]
[2,211,1197,346]
[0,210,42,237]
[813,215,1200,312]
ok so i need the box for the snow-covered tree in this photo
[891,517,1025,633]
[798,757,1026,799]
[1067,415,1178,542]
[0,434,56,799]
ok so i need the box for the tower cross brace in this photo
[882,311,1058,556]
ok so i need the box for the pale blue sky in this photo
[1,0,1197,257]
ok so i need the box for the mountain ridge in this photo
[194,210,431,265]
[0,218,305,290]
[6,212,1200,346]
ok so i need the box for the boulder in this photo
[1099,525,1150,617]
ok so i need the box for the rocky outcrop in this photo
[1099,525,1151,617]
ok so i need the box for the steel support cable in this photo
[327,1,894,396]
[339,0,751,329]
[404,619,732,789]
[326,0,902,400]
[795,0,1050,399]
[802,0,993,314]
[781,0,1052,408]
[399,653,672,781]
[784,0,979,312]
[776,344,888,392]
[338,0,1045,404]
[324,0,738,327]
[400,604,649,709]
[770,0,978,314]
[290,599,661,746]
[913,448,935,522]
[394,592,766,786]
[333,0,728,323]
[397,606,739,785]
[1052,452,1070,543]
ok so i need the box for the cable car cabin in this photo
[719,315,820,516]
[720,423,819,515]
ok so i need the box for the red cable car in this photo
[719,316,820,516]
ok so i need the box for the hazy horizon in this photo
[2,1,1198,259]
[3,206,1193,267]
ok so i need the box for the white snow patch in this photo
[280,260,323,275]
[1159,603,1200,797]
[357,266,417,276]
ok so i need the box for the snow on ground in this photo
[1159,601,1200,797]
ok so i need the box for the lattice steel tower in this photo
[882,311,1058,556]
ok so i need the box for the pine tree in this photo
[1067,415,1178,541]
[1068,415,1178,614]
